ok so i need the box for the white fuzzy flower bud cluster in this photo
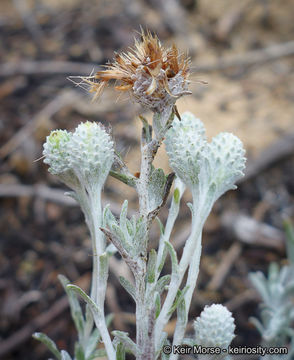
[43,121,114,190]
[164,112,206,188]
[194,304,235,348]
[67,122,114,187]
[164,112,246,201]
[43,129,72,175]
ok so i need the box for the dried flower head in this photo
[83,30,191,113]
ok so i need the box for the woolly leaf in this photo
[118,276,136,302]
[66,285,102,322]
[165,241,179,276]
[85,328,101,359]
[155,292,161,319]
[60,350,72,360]
[148,168,166,211]
[177,298,187,326]
[32,332,61,360]
[173,188,180,204]
[249,272,270,304]
[103,205,117,228]
[120,200,128,234]
[115,343,125,360]
[58,275,84,336]
[187,202,194,218]
[112,331,137,355]
[134,217,146,251]
[87,349,107,359]
[167,286,189,317]
[157,245,168,275]
[111,224,132,254]
[147,249,157,283]
[126,218,134,237]
[155,275,171,295]
[156,217,165,236]
[74,342,85,360]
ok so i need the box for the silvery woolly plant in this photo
[35,31,246,360]
[249,221,294,359]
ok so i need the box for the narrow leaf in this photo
[112,224,132,254]
[60,350,72,360]
[118,276,136,302]
[120,200,128,233]
[103,206,117,227]
[116,342,125,360]
[148,168,166,210]
[32,332,61,360]
[187,202,194,218]
[177,298,187,325]
[112,331,137,355]
[173,188,180,204]
[155,275,171,295]
[156,217,165,235]
[147,249,157,283]
[85,328,100,359]
[167,286,189,317]
[249,317,265,335]
[87,349,107,359]
[126,219,134,237]
[109,171,136,187]
[66,285,102,321]
[134,217,146,251]
[74,342,85,360]
[157,245,168,275]
[58,275,84,335]
[84,305,94,343]
[165,241,179,275]
[249,272,270,304]
[154,292,161,319]
[131,215,136,234]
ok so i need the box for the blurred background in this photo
[0,0,294,359]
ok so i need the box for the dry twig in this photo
[0,295,69,358]
[0,61,98,77]
[0,90,79,159]
[213,0,254,41]
[225,289,257,312]
[12,0,45,48]
[2,42,293,79]
[194,41,294,72]
[221,211,285,250]
[207,242,243,291]
[0,183,124,216]
[239,132,294,183]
